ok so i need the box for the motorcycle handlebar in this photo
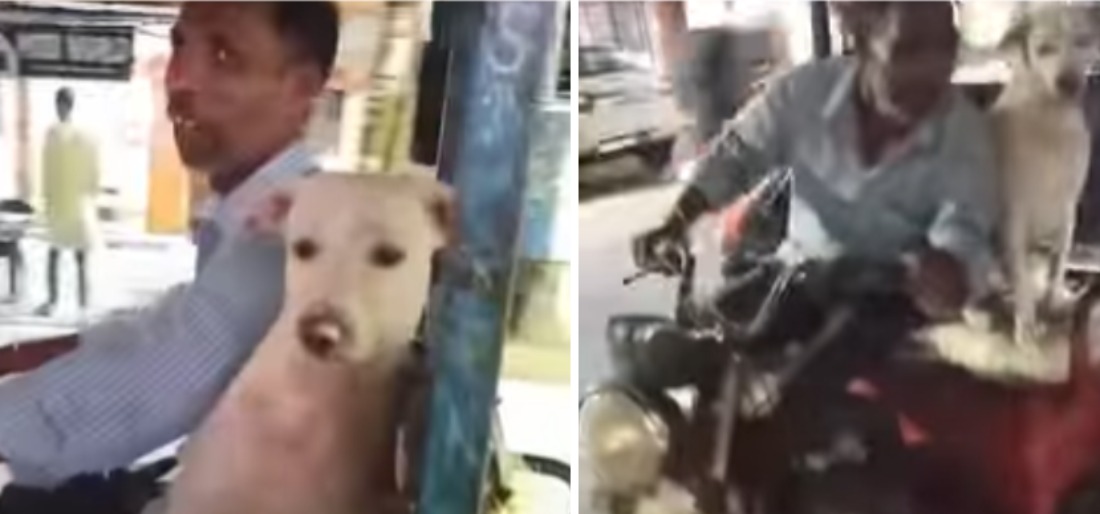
[621,268,650,286]
[626,241,905,294]
[624,240,911,333]
[676,253,907,335]
[624,238,693,285]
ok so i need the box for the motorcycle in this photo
[580,236,934,514]
[597,169,1100,514]
[713,175,1100,514]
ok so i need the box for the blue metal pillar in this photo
[418,2,561,514]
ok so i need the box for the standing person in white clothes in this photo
[34,87,100,316]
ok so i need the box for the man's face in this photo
[868,3,959,122]
[166,3,318,176]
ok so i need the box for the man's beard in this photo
[173,123,224,172]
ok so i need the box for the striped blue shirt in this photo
[0,142,316,486]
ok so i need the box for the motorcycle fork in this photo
[691,308,857,514]
[691,356,749,514]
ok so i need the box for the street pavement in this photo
[578,179,725,397]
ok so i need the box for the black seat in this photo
[0,199,33,215]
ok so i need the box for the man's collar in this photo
[197,140,318,235]
[821,58,859,122]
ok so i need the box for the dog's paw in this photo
[1014,313,1043,346]
[1042,286,1079,318]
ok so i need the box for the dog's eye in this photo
[371,243,405,268]
[293,238,319,261]
[1037,43,1057,57]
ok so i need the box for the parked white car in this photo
[578,46,683,163]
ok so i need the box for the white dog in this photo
[165,173,452,514]
[991,3,1097,345]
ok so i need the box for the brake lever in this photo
[622,269,651,286]
[622,250,689,285]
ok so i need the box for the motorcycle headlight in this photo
[579,389,669,496]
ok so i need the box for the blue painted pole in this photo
[418,2,561,514]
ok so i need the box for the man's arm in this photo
[668,69,796,231]
[662,185,712,235]
[0,240,284,487]
[0,334,77,463]
[83,134,101,197]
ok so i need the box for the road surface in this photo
[578,180,725,396]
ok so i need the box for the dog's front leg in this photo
[1008,218,1039,345]
[1045,212,1077,314]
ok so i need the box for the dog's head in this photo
[1000,3,1100,100]
[247,172,454,362]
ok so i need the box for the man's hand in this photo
[905,249,969,322]
[0,336,78,465]
[631,186,712,276]
[631,222,689,276]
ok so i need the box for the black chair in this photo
[0,199,33,300]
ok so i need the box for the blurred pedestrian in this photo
[34,87,100,316]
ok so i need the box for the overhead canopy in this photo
[0,1,176,27]
[0,1,399,83]
[0,1,174,80]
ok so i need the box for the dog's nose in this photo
[1057,72,1084,97]
[297,303,352,358]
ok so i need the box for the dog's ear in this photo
[415,179,457,249]
[245,185,298,239]
[998,6,1031,61]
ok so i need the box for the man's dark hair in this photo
[832,1,958,55]
[55,87,74,110]
[268,1,340,82]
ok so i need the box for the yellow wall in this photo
[146,134,192,234]
[143,53,193,234]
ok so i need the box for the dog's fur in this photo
[991,3,1097,345]
[164,173,452,514]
